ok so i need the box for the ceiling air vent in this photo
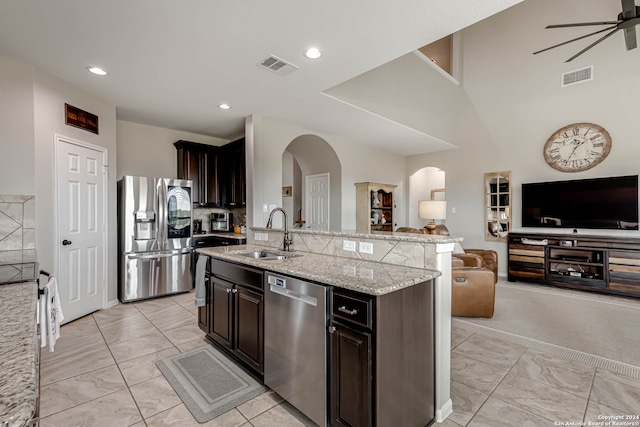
[259,55,299,76]
[561,66,593,87]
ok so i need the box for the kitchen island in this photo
[0,282,39,427]
[197,233,453,426]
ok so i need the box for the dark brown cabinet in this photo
[220,138,246,207]
[175,138,245,208]
[330,284,435,427]
[330,323,372,427]
[174,140,220,207]
[206,259,264,375]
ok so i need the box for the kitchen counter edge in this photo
[196,245,441,296]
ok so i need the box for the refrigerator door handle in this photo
[157,179,166,250]
[127,251,189,260]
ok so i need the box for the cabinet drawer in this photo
[332,290,373,329]
[210,259,263,291]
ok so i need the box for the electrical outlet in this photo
[359,242,374,254]
[343,240,356,252]
[269,204,276,212]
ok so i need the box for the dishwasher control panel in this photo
[268,275,286,288]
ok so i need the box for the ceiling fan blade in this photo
[565,27,620,62]
[546,21,621,28]
[624,26,638,50]
[621,0,636,18]
[533,25,617,55]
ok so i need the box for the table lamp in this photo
[418,200,447,231]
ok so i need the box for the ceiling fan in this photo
[533,0,640,62]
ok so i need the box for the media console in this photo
[508,232,640,298]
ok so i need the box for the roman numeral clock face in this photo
[543,123,612,172]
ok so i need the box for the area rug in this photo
[156,345,268,423]
[455,280,640,367]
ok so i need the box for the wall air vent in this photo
[259,55,299,76]
[561,66,593,87]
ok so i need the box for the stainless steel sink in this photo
[237,250,302,260]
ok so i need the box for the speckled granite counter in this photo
[0,282,38,427]
[196,244,440,295]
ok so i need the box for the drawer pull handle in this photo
[338,306,358,315]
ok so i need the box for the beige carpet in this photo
[455,280,640,368]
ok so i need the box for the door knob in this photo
[62,239,72,246]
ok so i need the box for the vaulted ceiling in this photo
[0,0,523,154]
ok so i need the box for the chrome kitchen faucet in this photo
[266,207,292,251]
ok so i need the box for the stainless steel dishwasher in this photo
[264,273,328,427]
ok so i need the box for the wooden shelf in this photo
[355,183,397,234]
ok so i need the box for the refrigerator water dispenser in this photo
[134,211,156,240]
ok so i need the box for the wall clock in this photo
[543,122,612,172]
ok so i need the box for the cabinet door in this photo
[177,146,202,205]
[221,139,245,207]
[330,323,372,427]
[210,277,233,350]
[204,149,220,206]
[234,285,264,373]
[197,275,210,333]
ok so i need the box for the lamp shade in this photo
[418,200,447,220]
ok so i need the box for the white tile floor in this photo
[39,290,640,427]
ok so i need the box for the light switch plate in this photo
[343,240,356,252]
[269,204,276,212]
[263,204,269,213]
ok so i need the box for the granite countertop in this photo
[196,244,441,295]
[0,282,38,427]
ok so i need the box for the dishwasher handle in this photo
[269,284,318,306]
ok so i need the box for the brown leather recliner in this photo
[451,265,495,318]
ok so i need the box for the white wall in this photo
[0,55,35,195]
[247,115,407,231]
[407,0,640,275]
[285,134,342,230]
[33,68,119,303]
[409,167,445,228]
[116,120,228,179]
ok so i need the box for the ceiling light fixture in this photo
[218,103,231,110]
[86,66,107,76]
[305,47,322,59]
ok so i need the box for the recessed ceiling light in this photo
[218,103,231,110]
[86,66,107,76]
[305,47,322,59]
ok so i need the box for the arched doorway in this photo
[282,135,342,231]
[408,167,445,229]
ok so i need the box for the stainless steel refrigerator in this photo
[118,175,193,302]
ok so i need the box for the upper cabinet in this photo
[355,182,397,233]
[175,138,246,208]
[220,138,246,207]
[485,171,511,241]
[174,140,220,207]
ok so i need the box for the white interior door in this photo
[56,135,107,322]
[305,173,329,230]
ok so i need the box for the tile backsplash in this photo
[0,194,36,263]
[193,207,246,232]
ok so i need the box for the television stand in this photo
[508,232,640,298]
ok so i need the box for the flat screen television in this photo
[521,175,639,230]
